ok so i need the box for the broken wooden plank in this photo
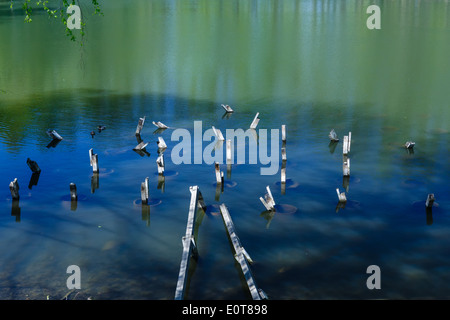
[152,121,169,129]
[259,185,276,211]
[70,183,77,201]
[343,156,350,177]
[47,129,63,141]
[336,188,347,202]
[226,139,232,165]
[9,178,19,200]
[426,194,435,208]
[156,153,164,175]
[141,177,149,204]
[250,113,260,129]
[219,204,265,300]
[175,186,206,300]
[135,116,146,136]
[221,104,234,113]
[405,141,415,149]
[215,162,224,185]
[133,141,149,151]
[329,129,339,142]
[157,137,167,149]
[89,149,99,173]
[212,126,225,141]
[26,158,41,174]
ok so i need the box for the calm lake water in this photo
[0,0,449,300]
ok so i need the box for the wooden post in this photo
[9,178,19,200]
[212,126,225,141]
[152,121,169,129]
[348,131,352,153]
[260,185,276,211]
[426,194,435,208]
[133,141,149,151]
[343,156,350,177]
[336,188,347,202]
[281,147,287,161]
[26,158,41,173]
[281,125,286,143]
[141,177,149,204]
[219,204,267,300]
[89,149,99,173]
[329,129,339,142]
[281,160,286,189]
[70,183,77,200]
[405,141,415,149]
[215,162,224,185]
[92,154,99,173]
[47,129,63,141]
[157,137,167,149]
[221,104,234,113]
[226,139,232,164]
[156,153,164,175]
[250,112,260,129]
[135,116,145,136]
[343,135,349,155]
[175,186,206,300]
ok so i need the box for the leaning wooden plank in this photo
[175,186,205,300]
[212,126,225,141]
[135,116,145,136]
[250,113,260,129]
[47,129,63,141]
[152,121,169,129]
[26,158,41,173]
[219,204,264,300]
[221,104,234,113]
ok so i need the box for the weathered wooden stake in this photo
[152,121,169,129]
[157,137,167,149]
[215,162,224,185]
[135,116,146,136]
[212,126,225,141]
[47,129,63,141]
[226,139,232,164]
[343,135,349,155]
[260,185,276,211]
[281,147,287,161]
[9,178,19,200]
[426,194,435,208]
[70,183,77,200]
[348,131,352,153]
[250,112,260,129]
[281,125,286,143]
[343,156,350,177]
[26,158,41,173]
[336,188,347,202]
[141,177,149,204]
[175,186,207,300]
[221,104,234,113]
[156,153,165,175]
[219,204,267,300]
[405,141,415,149]
[89,148,99,173]
[133,141,149,151]
[329,129,339,142]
